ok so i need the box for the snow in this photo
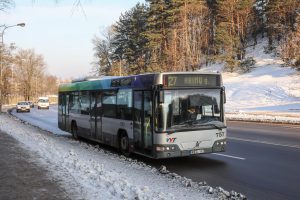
[200,39,300,124]
[0,111,244,200]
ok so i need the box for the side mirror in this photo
[159,90,164,104]
[153,84,164,104]
[222,86,226,104]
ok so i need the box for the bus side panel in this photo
[102,117,133,147]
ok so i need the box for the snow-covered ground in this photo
[0,110,245,200]
[201,40,300,124]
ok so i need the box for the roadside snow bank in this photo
[200,40,300,124]
[226,111,300,124]
[0,114,245,200]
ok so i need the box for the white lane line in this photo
[212,153,246,160]
[280,126,300,130]
[229,137,300,149]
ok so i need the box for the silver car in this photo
[16,101,31,113]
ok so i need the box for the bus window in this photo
[80,92,90,115]
[102,91,117,118]
[117,89,132,120]
[69,93,80,114]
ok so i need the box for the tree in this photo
[0,43,15,104]
[92,26,116,75]
[266,0,300,48]
[214,0,254,71]
[14,49,45,101]
[145,0,172,71]
[0,0,13,12]
[113,3,149,74]
[280,11,300,67]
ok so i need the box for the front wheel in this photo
[119,134,130,157]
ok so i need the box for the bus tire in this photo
[119,132,130,157]
[71,121,79,140]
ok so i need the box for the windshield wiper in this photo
[192,120,225,130]
[178,120,193,126]
[204,123,223,130]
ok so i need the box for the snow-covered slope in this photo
[201,40,300,123]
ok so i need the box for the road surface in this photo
[12,106,300,200]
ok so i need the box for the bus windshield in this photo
[156,89,224,132]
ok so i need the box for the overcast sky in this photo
[1,0,144,79]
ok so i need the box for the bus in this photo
[58,72,227,159]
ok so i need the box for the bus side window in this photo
[117,89,132,120]
[102,91,117,118]
[80,92,90,115]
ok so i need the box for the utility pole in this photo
[0,23,25,112]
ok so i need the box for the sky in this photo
[1,0,144,79]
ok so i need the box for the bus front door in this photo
[133,91,153,154]
[59,94,69,131]
[90,92,102,141]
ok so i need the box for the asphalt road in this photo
[12,107,300,200]
[144,121,300,200]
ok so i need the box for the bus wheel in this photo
[71,122,79,140]
[119,133,130,156]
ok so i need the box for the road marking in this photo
[212,153,246,160]
[229,137,300,149]
[279,125,300,130]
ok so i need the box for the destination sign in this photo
[111,77,132,87]
[163,74,220,87]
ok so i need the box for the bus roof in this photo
[58,72,221,93]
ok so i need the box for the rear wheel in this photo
[71,122,79,140]
[119,133,130,156]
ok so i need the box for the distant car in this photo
[27,101,34,108]
[37,97,49,109]
[16,101,30,113]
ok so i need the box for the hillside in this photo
[201,40,300,123]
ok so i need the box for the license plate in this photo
[190,149,204,154]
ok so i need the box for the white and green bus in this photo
[58,72,227,158]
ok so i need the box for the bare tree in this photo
[0,0,14,12]
[14,49,45,101]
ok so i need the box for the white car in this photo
[37,97,50,109]
[16,101,31,113]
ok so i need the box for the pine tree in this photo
[145,0,172,71]
[113,3,149,74]
[214,0,254,71]
[266,0,300,49]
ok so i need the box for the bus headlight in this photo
[155,145,177,152]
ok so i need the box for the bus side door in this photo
[133,91,153,154]
[90,92,102,141]
[58,93,69,131]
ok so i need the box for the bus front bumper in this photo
[154,139,226,159]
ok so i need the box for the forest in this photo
[92,0,300,75]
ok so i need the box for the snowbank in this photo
[201,40,300,124]
[0,114,245,200]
